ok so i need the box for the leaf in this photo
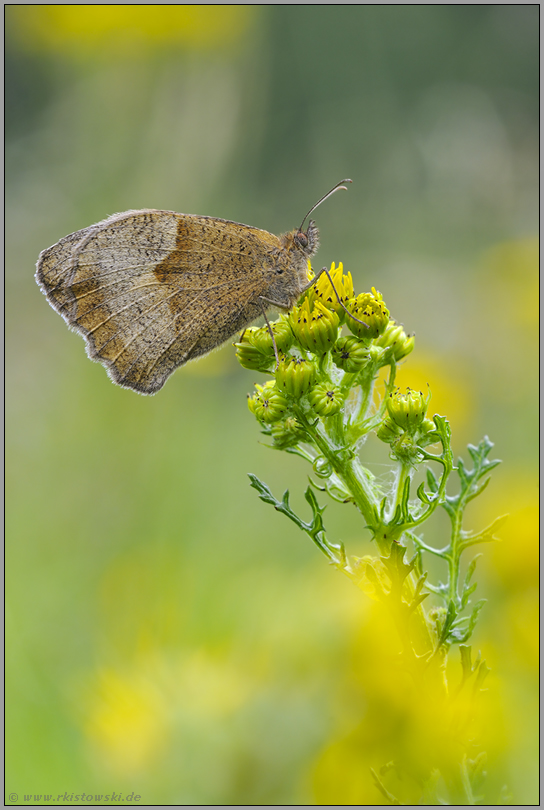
[248,473,278,506]
[451,599,487,643]
[461,514,508,549]
[399,475,412,523]
[380,543,415,592]
[459,645,473,681]
[417,481,432,505]
[438,599,458,645]
[473,659,491,692]
[247,474,345,566]
[460,582,478,610]
[426,467,439,493]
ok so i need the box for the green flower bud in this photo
[374,319,415,362]
[421,418,437,435]
[235,318,293,371]
[331,335,369,373]
[345,288,390,340]
[248,381,288,423]
[235,336,274,372]
[376,417,403,444]
[269,416,307,449]
[249,316,294,355]
[275,356,316,398]
[385,387,430,431]
[309,382,345,416]
[307,261,354,321]
[289,299,340,354]
[377,388,434,462]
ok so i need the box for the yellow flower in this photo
[308,262,354,320]
[345,288,390,340]
[289,299,340,354]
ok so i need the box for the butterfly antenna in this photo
[298,179,352,232]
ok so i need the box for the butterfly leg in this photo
[258,296,287,368]
[305,267,369,329]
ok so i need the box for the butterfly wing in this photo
[36,210,279,394]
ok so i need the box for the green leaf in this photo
[248,473,278,506]
[247,473,346,566]
[426,467,439,493]
[473,659,491,692]
[461,514,507,550]
[451,599,486,643]
[459,645,473,680]
[417,481,432,505]
[380,543,415,593]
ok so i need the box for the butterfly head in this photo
[293,219,320,257]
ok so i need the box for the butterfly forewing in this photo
[37,210,280,394]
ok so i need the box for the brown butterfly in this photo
[36,180,351,394]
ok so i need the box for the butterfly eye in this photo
[296,231,309,248]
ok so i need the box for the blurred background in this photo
[6,5,538,804]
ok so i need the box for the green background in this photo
[6,6,538,804]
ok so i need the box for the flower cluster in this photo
[377,387,437,462]
[237,263,415,450]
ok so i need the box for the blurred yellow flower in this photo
[84,667,169,774]
[83,650,254,776]
[479,237,539,337]
[8,5,254,56]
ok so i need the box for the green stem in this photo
[295,407,378,528]
[352,360,379,428]
[391,460,411,521]
[447,505,463,606]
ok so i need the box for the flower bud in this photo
[345,288,390,340]
[374,319,415,361]
[376,417,403,444]
[235,336,274,372]
[248,381,288,423]
[249,316,294,355]
[307,261,354,321]
[377,388,434,462]
[331,336,369,373]
[385,387,430,431]
[289,299,340,354]
[275,356,316,398]
[269,416,306,449]
[235,318,293,371]
[309,382,345,416]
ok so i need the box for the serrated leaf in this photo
[454,599,487,644]
[461,514,508,549]
[248,473,278,505]
[248,474,345,566]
